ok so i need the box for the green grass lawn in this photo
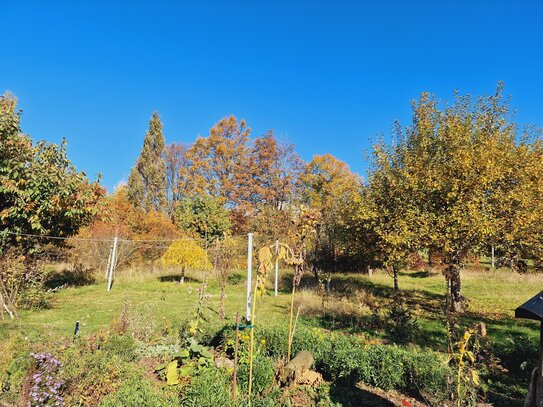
[1,265,540,406]
[0,267,293,343]
[2,266,540,347]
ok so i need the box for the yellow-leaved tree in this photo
[162,239,212,282]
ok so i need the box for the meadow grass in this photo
[2,265,540,348]
[1,264,540,406]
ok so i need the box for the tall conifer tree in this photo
[127,112,167,212]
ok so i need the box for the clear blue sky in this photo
[2,1,542,191]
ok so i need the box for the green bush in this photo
[101,334,138,361]
[318,335,362,382]
[59,335,142,405]
[215,325,450,401]
[235,387,283,407]
[207,323,450,402]
[100,377,178,407]
[0,351,32,403]
[407,351,450,402]
[181,367,233,407]
[237,354,275,395]
[363,346,408,390]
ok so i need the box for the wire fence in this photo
[1,229,284,294]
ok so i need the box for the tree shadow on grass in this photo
[329,383,395,407]
[400,270,432,278]
[45,267,96,290]
[158,275,200,283]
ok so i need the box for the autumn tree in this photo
[0,92,104,254]
[127,112,167,212]
[164,142,192,218]
[0,92,104,317]
[233,131,303,209]
[361,125,425,290]
[376,85,523,312]
[188,115,250,205]
[300,154,362,274]
[162,239,212,282]
[488,133,543,270]
[72,186,181,270]
[175,194,231,245]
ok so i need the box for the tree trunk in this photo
[180,265,186,283]
[446,255,463,313]
[219,280,226,320]
[312,265,320,286]
[393,264,399,291]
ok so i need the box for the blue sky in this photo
[2,1,542,191]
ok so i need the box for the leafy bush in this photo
[18,284,51,310]
[181,366,232,407]
[237,354,275,395]
[58,334,142,406]
[215,325,450,402]
[387,299,418,344]
[100,334,138,362]
[0,251,51,317]
[99,377,178,407]
[1,350,32,403]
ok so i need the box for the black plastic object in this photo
[515,291,543,321]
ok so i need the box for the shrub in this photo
[58,335,142,406]
[387,299,418,344]
[99,377,178,407]
[237,354,275,395]
[18,284,51,310]
[101,334,138,362]
[318,335,362,383]
[407,351,450,402]
[1,350,32,403]
[219,325,450,402]
[363,346,408,390]
[181,367,233,407]
[0,251,51,317]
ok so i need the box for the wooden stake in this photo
[274,240,279,297]
[232,312,240,401]
[246,233,253,320]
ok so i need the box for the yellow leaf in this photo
[166,361,179,385]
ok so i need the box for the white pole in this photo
[246,233,253,321]
[274,240,279,297]
[107,237,118,292]
[491,245,495,269]
[105,244,113,278]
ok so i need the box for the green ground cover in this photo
[1,266,541,406]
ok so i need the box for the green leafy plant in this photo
[180,366,233,407]
[155,340,214,386]
[99,377,178,407]
[449,323,487,406]
[387,296,418,344]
